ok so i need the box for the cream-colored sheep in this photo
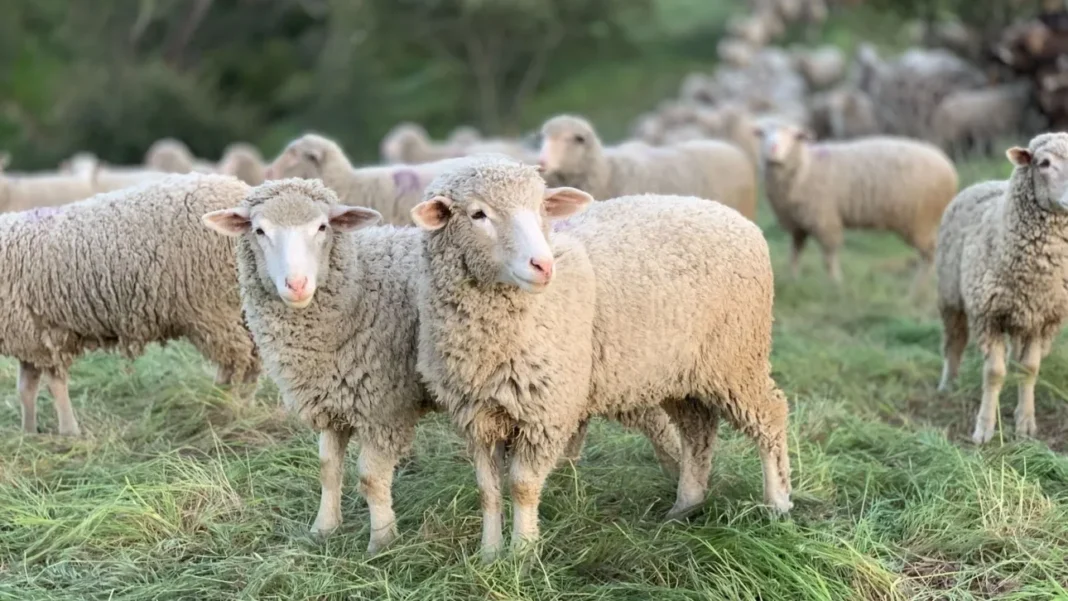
[936,133,1068,443]
[60,152,168,193]
[933,82,1035,157]
[218,143,267,185]
[539,115,758,220]
[756,122,958,290]
[144,138,215,174]
[380,122,463,164]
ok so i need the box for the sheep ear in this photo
[1007,147,1032,167]
[411,196,453,231]
[202,207,252,236]
[328,205,380,232]
[303,147,325,165]
[543,186,593,219]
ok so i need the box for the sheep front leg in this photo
[474,439,507,563]
[789,231,808,279]
[47,372,81,437]
[311,427,351,536]
[18,362,41,434]
[509,442,557,554]
[358,441,400,554]
[1014,338,1042,439]
[972,339,1006,444]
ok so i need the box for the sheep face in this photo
[265,136,335,181]
[203,188,380,308]
[538,116,600,177]
[412,161,591,293]
[755,123,813,165]
[1009,133,1068,213]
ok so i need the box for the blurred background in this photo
[1,0,1064,170]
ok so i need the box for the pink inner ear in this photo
[207,210,251,234]
[411,197,452,230]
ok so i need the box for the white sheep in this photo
[793,45,847,90]
[7,174,260,436]
[933,82,1036,157]
[538,115,758,220]
[380,122,463,164]
[144,138,215,174]
[755,122,959,290]
[411,157,792,560]
[0,163,97,213]
[936,133,1068,443]
[218,142,267,185]
[60,152,169,193]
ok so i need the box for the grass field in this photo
[5,155,1068,601]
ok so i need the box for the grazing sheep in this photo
[412,157,792,558]
[380,122,462,164]
[0,163,97,213]
[218,143,267,185]
[538,115,758,220]
[202,177,681,555]
[9,174,260,436]
[265,133,470,225]
[933,82,1036,157]
[756,122,958,289]
[936,133,1068,443]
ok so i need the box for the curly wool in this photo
[763,135,958,260]
[540,115,758,220]
[0,173,260,379]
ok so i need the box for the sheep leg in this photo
[938,308,969,392]
[972,338,1006,444]
[474,439,507,563]
[357,440,400,554]
[311,426,351,536]
[614,407,681,478]
[789,231,808,279]
[814,234,843,284]
[46,372,81,437]
[561,418,589,463]
[509,442,557,555]
[908,250,934,300]
[1014,338,1042,439]
[663,398,718,520]
[18,362,42,434]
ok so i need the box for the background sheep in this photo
[933,82,1036,157]
[143,138,216,174]
[538,115,758,220]
[756,122,959,290]
[936,133,1068,443]
[218,143,267,185]
[0,161,97,213]
[8,174,260,436]
[380,122,463,164]
[60,152,169,193]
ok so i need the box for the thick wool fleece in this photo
[559,194,792,511]
[763,136,958,260]
[416,160,596,467]
[0,173,260,382]
[268,133,474,226]
[0,172,98,213]
[541,115,758,220]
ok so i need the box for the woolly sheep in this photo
[678,73,718,105]
[755,122,959,289]
[8,174,260,436]
[933,82,1035,157]
[793,45,846,90]
[446,125,482,147]
[936,133,1068,443]
[718,38,757,69]
[0,165,97,213]
[808,88,879,140]
[202,177,680,555]
[380,122,462,164]
[60,152,169,194]
[412,158,791,559]
[265,133,469,225]
[538,115,758,220]
[144,138,215,174]
[218,143,267,185]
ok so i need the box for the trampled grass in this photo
[4,160,1068,600]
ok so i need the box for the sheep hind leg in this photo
[938,308,969,393]
[191,325,260,402]
[18,362,42,434]
[908,247,935,301]
[757,387,793,514]
[311,426,351,536]
[1014,337,1042,439]
[973,338,1006,444]
[474,439,507,564]
[46,371,81,437]
[560,418,589,464]
[613,407,681,478]
[663,397,718,520]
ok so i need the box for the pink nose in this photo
[530,257,554,280]
[285,275,308,295]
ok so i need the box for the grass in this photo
[4,159,1068,600]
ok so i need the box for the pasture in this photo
[4,156,1067,600]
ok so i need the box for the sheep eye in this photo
[574,135,586,144]
[318,223,328,232]
[254,227,265,236]
[1039,158,1052,168]
[471,210,487,220]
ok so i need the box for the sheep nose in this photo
[530,257,554,279]
[285,275,308,294]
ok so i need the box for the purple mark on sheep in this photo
[812,145,831,159]
[552,218,574,232]
[393,169,422,199]
[23,206,64,223]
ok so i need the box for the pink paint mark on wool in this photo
[552,218,573,232]
[811,145,831,159]
[392,169,422,199]
[23,206,64,223]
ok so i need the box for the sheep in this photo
[678,73,718,105]
[936,133,1068,443]
[718,38,757,69]
[380,122,462,164]
[538,115,758,220]
[0,164,97,213]
[446,125,482,147]
[793,45,847,90]
[755,122,959,290]
[933,82,1036,158]
[60,152,169,193]
[144,138,215,174]
[411,157,792,559]
[202,176,680,555]
[218,143,267,185]
[808,88,879,140]
[8,173,260,436]
[265,132,472,225]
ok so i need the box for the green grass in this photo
[4,159,1068,600]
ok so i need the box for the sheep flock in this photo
[7,6,1068,577]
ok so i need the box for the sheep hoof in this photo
[310,515,341,536]
[366,527,398,555]
[971,425,995,445]
[664,501,704,522]
[1015,416,1037,439]
[58,423,82,437]
[766,493,793,515]
[480,545,503,565]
